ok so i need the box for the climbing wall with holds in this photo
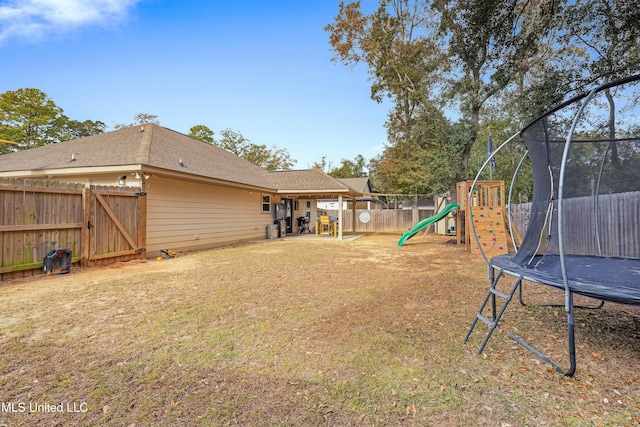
[470,205,508,258]
[457,180,508,257]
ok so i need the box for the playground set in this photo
[397,181,511,256]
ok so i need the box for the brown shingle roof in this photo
[0,124,273,189]
[337,177,371,193]
[264,169,351,193]
[0,125,367,197]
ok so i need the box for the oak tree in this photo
[327,0,559,197]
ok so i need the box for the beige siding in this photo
[291,199,317,218]
[289,199,318,232]
[146,177,275,254]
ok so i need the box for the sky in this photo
[0,0,389,169]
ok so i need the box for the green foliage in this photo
[0,88,66,149]
[470,117,533,203]
[328,0,640,199]
[261,146,297,171]
[563,0,640,85]
[327,0,558,196]
[216,128,252,155]
[61,118,106,140]
[188,124,215,144]
[0,88,105,154]
[369,101,453,195]
[327,154,367,178]
[326,0,444,192]
[310,155,333,172]
[435,0,560,186]
[113,112,160,130]
[190,126,296,171]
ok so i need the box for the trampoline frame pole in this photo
[553,87,596,376]
[507,149,529,252]
[469,131,522,267]
[557,87,598,313]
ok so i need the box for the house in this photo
[0,124,363,256]
[263,169,358,236]
[399,198,435,211]
[316,177,385,211]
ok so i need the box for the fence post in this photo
[81,186,91,268]
[137,189,147,259]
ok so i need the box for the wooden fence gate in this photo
[83,187,146,267]
[0,178,146,281]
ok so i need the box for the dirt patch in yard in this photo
[0,233,639,426]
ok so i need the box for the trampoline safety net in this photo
[512,74,640,305]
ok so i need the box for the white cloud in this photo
[0,0,140,43]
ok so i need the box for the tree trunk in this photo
[604,87,621,169]
[461,105,481,180]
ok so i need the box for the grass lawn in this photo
[1,234,639,426]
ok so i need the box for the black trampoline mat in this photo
[491,254,640,305]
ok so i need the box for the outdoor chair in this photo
[319,215,332,236]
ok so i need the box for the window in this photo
[262,194,271,212]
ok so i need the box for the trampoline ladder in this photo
[466,267,577,376]
[465,269,523,354]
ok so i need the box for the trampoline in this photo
[465,74,640,376]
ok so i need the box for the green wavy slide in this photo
[397,203,460,246]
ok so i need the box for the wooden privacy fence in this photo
[327,208,436,233]
[0,178,146,281]
[507,191,640,257]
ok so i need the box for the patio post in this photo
[352,196,357,233]
[338,195,343,240]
